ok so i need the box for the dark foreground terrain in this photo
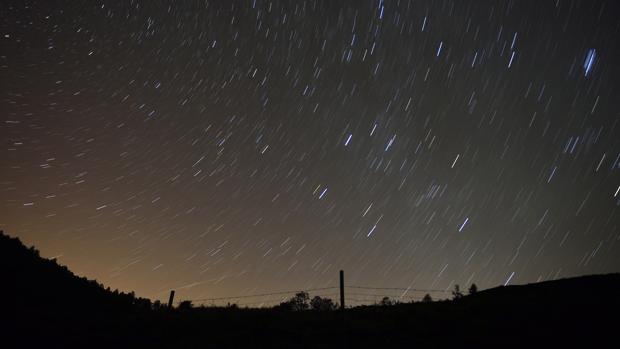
[2,230,618,348]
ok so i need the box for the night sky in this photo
[2,0,619,306]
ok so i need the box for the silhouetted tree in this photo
[310,296,336,311]
[291,291,309,310]
[468,283,478,295]
[422,294,433,303]
[452,284,464,300]
[277,291,310,311]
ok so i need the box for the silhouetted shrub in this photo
[310,296,337,311]
[178,300,194,310]
[277,291,310,311]
[422,294,433,303]
[469,283,478,295]
[379,297,395,306]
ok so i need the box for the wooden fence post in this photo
[168,290,175,309]
[339,270,345,310]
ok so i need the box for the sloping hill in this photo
[341,273,620,347]
[1,231,154,347]
[1,231,146,307]
[2,230,619,348]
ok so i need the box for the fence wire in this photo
[174,284,453,308]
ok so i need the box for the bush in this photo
[310,296,337,311]
[379,297,395,306]
[178,300,193,310]
[277,291,310,311]
[469,283,478,295]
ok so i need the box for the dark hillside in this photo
[1,231,154,347]
[2,230,618,348]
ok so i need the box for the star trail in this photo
[1,0,619,304]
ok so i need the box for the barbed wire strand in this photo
[180,286,338,302]
[173,284,455,306]
[346,285,450,292]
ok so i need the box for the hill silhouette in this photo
[2,230,618,348]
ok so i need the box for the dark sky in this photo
[1,0,619,306]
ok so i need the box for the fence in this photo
[168,270,452,308]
